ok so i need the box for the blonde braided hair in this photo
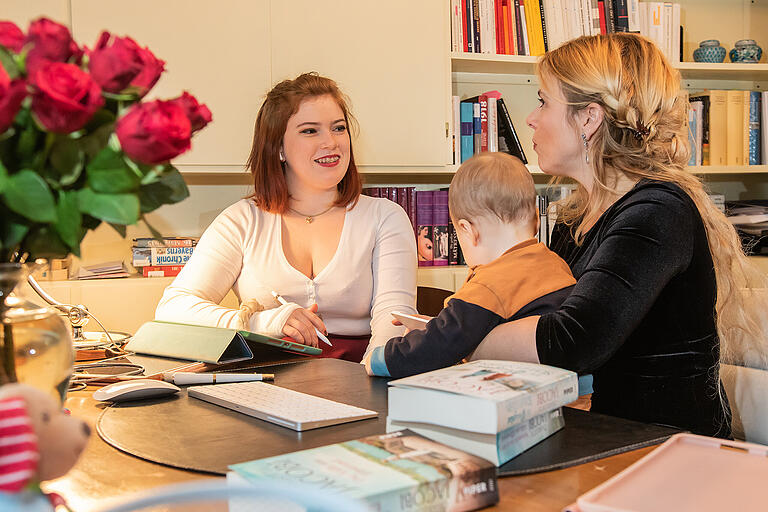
[538,33,768,371]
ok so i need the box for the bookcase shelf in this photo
[451,52,768,83]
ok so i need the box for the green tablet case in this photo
[125,320,321,363]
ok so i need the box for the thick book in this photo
[496,98,528,163]
[708,90,727,166]
[387,407,565,467]
[132,236,198,248]
[726,90,744,166]
[416,190,434,267]
[132,246,194,267]
[388,360,578,434]
[125,320,321,364]
[228,429,499,512]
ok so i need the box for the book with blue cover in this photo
[748,90,761,165]
[229,429,499,512]
[388,360,578,434]
[387,408,565,467]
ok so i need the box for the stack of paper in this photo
[75,261,131,280]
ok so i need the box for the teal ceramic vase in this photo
[729,39,762,63]
[693,40,726,63]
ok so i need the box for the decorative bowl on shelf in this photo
[729,39,762,63]
[693,40,726,63]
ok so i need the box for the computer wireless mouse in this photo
[92,379,181,403]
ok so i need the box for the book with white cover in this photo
[388,360,578,434]
[387,408,565,467]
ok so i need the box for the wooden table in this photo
[45,388,654,512]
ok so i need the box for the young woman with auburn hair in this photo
[156,73,417,362]
[471,33,768,437]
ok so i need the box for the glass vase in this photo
[0,263,74,403]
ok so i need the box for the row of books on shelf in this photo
[688,90,767,168]
[452,90,528,165]
[131,236,198,277]
[450,0,681,63]
[364,187,555,267]
[228,360,578,511]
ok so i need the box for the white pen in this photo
[163,372,275,385]
[271,290,333,347]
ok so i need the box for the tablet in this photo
[391,311,432,331]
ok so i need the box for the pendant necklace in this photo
[287,204,335,224]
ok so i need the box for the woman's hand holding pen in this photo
[283,303,328,347]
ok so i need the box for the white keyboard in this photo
[187,381,378,431]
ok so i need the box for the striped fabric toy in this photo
[0,396,38,492]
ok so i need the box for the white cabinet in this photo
[68,0,451,171]
[269,0,451,169]
[70,0,271,170]
[3,0,69,26]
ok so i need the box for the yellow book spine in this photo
[524,0,545,56]
[708,90,727,166]
[725,90,744,166]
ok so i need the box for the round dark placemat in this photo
[97,359,389,474]
[98,358,680,476]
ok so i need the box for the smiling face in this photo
[525,77,584,180]
[282,94,351,195]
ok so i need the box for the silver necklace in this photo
[287,204,335,224]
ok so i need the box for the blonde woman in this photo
[472,33,767,437]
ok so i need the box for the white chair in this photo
[93,479,371,512]
[721,363,768,445]
[721,288,768,445]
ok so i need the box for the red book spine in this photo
[495,0,503,54]
[479,94,489,152]
[598,1,608,34]
[462,0,469,52]
[142,265,184,277]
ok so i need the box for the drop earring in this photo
[581,133,589,164]
[279,150,286,162]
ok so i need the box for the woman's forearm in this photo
[470,315,540,362]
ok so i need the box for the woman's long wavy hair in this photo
[539,33,767,370]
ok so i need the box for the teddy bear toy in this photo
[0,384,90,511]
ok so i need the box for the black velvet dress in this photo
[536,180,731,437]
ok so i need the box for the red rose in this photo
[129,46,165,97]
[0,66,26,133]
[30,62,103,133]
[0,21,24,53]
[88,31,143,93]
[116,100,191,164]
[170,92,212,133]
[25,18,82,76]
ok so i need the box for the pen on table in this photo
[163,372,276,385]
[270,290,332,347]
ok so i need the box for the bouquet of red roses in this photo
[0,17,211,261]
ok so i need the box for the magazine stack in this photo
[131,236,198,277]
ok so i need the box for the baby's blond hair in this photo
[448,152,537,233]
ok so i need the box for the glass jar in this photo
[0,263,74,403]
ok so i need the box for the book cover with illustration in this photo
[388,360,577,434]
[228,430,499,512]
